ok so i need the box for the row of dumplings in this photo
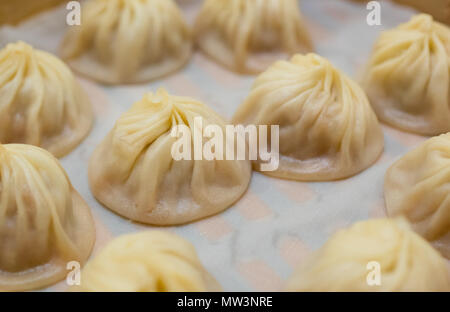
[0,0,449,291]
[60,0,313,83]
[70,218,450,292]
[2,1,450,156]
[3,131,449,291]
[60,0,450,136]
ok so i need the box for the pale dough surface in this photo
[71,231,221,292]
[0,41,93,158]
[286,218,450,292]
[385,133,450,259]
[61,0,192,85]
[362,14,450,136]
[194,0,313,74]
[89,88,252,225]
[233,53,384,181]
[0,144,95,291]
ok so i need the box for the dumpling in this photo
[0,41,93,158]
[60,0,192,84]
[89,88,251,225]
[194,0,313,74]
[361,14,450,136]
[385,133,450,259]
[70,231,221,292]
[232,53,384,181]
[0,143,95,291]
[286,218,450,292]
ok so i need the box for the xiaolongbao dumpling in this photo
[60,0,192,84]
[70,231,221,292]
[361,14,450,135]
[0,41,93,158]
[89,88,251,225]
[0,143,95,291]
[286,218,450,292]
[385,133,450,259]
[232,53,384,181]
[194,0,313,74]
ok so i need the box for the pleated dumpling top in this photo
[194,0,313,74]
[233,53,384,181]
[362,14,450,135]
[0,42,93,157]
[0,143,95,291]
[70,231,221,292]
[385,133,450,259]
[89,88,251,225]
[286,218,450,292]
[61,0,192,84]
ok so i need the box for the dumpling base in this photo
[197,33,312,75]
[252,145,384,182]
[366,87,450,136]
[64,45,192,85]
